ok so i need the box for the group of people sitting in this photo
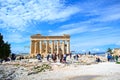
[0,53,16,63]
[36,53,68,63]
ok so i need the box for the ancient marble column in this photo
[35,41,37,54]
[36,41,40,54]
[34,41,37,55]
[57,40,60,54]
[40,40,42,54]
[54,41,56,52]
[30,40,35,56]
[46,40,49,54]
[62,40,65,54]
[51,40,54,54]
[67,40,70,54]
[42,41,44,53]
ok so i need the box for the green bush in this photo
[34,64,52,73]
[116,62,120,64]
[28,64,52,75]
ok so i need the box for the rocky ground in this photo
[0,55,120,80]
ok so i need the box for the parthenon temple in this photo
[30,34,70,57]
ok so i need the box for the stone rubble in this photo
[0,55,110,80]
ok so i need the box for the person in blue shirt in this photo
[107,54,111,62]
[36,53,42,62]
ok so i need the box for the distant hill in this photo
[92,52,105,55]
[16,53,29,56]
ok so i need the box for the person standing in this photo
[115,55,119,62]
[63,54,67,63]
[58,53,63,63]
[52,53,57,62]
[36,53,42,62]
[107,54,111,62]
[11,53,16,61]
[47,53,52,61]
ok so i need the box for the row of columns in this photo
[30,40,70,56]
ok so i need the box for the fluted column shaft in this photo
[36,41,40,54]
[67,40,70,54]
[46,40,49,54]
[57,40,59,54]
[34,41,37,55]
[40,40,42,54]
[51,40,54,54]
[62,40,65,54]
[30,40,34,55]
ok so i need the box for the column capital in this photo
[31,40,35,42]
[67,40,70,42]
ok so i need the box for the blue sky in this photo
[0,0,120,53]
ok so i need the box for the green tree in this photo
[0,33,4,59]
[0,33,11,59]
[107,48,113,54]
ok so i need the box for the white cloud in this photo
[81,49,86,53]
[11,45,29,54]
[49,21,111,36]
[116,41,120,45]
[92,48,100,52]
[60,22,87,29]
[0,0,80,31]
[49,26,88,35]
[91,27,111,32]
[41,5,80,21]
[5,33,29,43]
[71,34,120,50]
[86,4,120,22]
[48,30,53,33]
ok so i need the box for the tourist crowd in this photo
[107,54,119,62]
[36,53,68,63]
[0,53,120,64]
